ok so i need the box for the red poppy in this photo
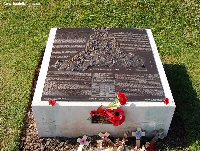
[164,98,169,105]
[113,108,125,126]
[106,108,113,113]
[149,143,156,151]
[118,92,128,105]
[105,109,115,119]
[113,108,124,119]
[97,107,106,116]
[49,99,56,106]
[90,110,97,117]
[105,108,125,126]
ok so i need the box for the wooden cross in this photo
[132,128,145,148]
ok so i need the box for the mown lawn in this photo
[0,0,199,150]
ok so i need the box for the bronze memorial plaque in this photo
[41,28,165,102]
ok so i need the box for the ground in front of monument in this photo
[21,28,188,150]
[20,109,188,150]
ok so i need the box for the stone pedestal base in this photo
[32,28,175,137]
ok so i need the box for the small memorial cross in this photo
[132,128,145,148]
[97,132,110,149]
[77,135,90,151]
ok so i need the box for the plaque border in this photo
[146,29,174,104]
[32,28,57,106]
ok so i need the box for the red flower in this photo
[113,108,125,126]
[49,99,56,106]
[113,108,124,120]
[97,107,106,116]
[149,143,156,151]
[118,92,128,105]
[90,110,97,117]
[105,108,125,126]
[105,109,115,119]
[164,98,169,105]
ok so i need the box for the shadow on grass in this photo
[158,64,200,150]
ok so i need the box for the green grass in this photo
[0,0,199,150]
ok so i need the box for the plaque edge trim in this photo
[32,28,57,106]
[146,29,175,106]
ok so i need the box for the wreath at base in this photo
[89,92,128,126]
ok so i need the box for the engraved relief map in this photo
[41,28,165,102]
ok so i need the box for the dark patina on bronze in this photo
[41,28,165,102]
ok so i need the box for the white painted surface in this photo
[32,28,57,105]
[146,29,175,105]
[32,28,175,137]
[33,104,175,137]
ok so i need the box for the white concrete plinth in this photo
[32,28,176,137]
